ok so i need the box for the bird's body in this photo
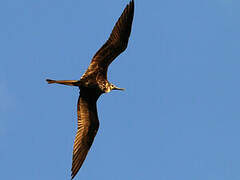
[46,0,134,179]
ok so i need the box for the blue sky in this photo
[0,0,240,179]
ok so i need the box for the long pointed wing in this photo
[71,89,100,179]
[81,0,134,79]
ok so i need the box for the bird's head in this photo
[105,83,125,93]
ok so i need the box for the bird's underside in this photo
[46,0,134,179]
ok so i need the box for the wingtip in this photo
[126,0,134,10]
[130,0,134,7]
[128,0,135,16]
[71,171,77,180]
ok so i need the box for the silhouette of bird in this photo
[46,0,134,179]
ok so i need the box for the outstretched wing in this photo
[71,89,100,179]
[81,0,134,79]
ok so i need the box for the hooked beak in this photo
[112,86,125,91]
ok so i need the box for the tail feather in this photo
[46,79,57,84]
[46,79,80,86]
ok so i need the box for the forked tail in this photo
[46,79,80,86]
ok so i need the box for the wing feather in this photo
[71,89,100,179]
[81,0,134,79]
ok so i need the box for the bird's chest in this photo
[81,70,107,89]
[97,79,109,92]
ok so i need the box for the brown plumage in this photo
[46,0,134,179]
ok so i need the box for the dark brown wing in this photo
[71,89,100,179]
[81,0,134,80]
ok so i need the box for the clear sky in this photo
[0,0,239,179]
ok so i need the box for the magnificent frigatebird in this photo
[46,0,134,179]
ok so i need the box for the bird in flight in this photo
[46,0,134,179]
